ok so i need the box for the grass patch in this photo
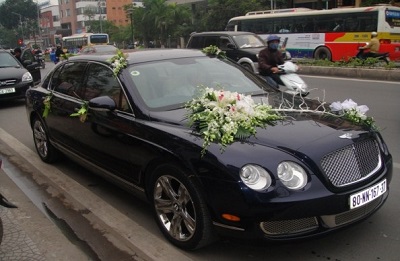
[296,57,397,70]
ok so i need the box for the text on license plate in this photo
[350,179,386,209]
[0,88,16,95]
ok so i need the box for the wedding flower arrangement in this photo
[107,49,128,76]
[329,99,376,129]
[42,92,53,118]
[186,87,282,155]
[70,102,89,123]
[202,45,227,59]
[186,87,377,156]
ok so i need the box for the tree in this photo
[0,0,39,38]
[199,0,264,31]
[126,0,191,47]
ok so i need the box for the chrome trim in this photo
[213,221,245,231]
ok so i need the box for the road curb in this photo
[0,128,193,261]
[298,66,400,81]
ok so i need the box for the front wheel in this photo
[241,63,253,72]
[32,117,59,163]
[150,163,216,250]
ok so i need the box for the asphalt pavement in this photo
[0,60,399,261]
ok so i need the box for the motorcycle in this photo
[0,193,17,245]
[355,48,390,65]
[35,52,45,69]
[261,61,309,97]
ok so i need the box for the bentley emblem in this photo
[339,133,353,139]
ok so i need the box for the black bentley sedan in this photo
[25,49,392,250]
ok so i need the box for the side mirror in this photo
[89,96,116,111]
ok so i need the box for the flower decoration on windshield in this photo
[186,87,282,156]
[42,92,53,118]
[202,45,227,59]
[107,49,128,76]
[70,101,89,123]
[329,99,376,129]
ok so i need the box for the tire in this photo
[150,164,216,250]
[241,63,253,72]
[32,117,59,163]
[314,46,332,60]
[42,62,45,69]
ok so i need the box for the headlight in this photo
[277,161,307,190]
[22,72,33,82]
[240,165,272,191]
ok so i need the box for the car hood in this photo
[238,47,265,55]
[0,66,26,79]
[148,101,369,155]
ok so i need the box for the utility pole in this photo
[126,7,135,47]
[12,12,24,40]
[98,0,103,33]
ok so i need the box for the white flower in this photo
[341,99,358,110]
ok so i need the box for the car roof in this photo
[190,31,256,36]
[68,48,207,65]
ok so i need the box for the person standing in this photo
[55,44,65,64]
[258,35,285,89]
[13,47,23,64]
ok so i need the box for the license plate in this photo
[0,88,16,95]
[349,179,386,209]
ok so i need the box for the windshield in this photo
[125,56,272,109]
[0,52,20,67]
[232,34,266,48]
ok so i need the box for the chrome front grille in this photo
[260,217,318,235]
[320,139,381,187]
[0,79,17,86]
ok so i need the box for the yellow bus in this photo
[62,33,110,54]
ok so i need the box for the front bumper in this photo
[208,157,392,241]
[0,82,32,101]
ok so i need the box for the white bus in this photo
[62,33,110,53]
[226,5,400,61]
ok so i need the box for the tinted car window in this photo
[52,62,87,98]
[0,52,20,67]
[21,50,35,63]
[187,36,204,49]
[84,63,131,112]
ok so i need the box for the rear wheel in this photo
[150,163,216,250]
[32,117,59,163]
[314,47,332,60]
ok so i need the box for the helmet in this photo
[371,32,378,37]
[267,35,280,43]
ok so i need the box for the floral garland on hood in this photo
[186,88,376,156]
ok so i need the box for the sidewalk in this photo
[0,160,91,261]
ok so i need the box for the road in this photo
[0,66,399,260]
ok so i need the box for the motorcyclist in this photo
[358,32,380,58]
[258,35,285,89]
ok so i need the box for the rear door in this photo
[21,49,41,84]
